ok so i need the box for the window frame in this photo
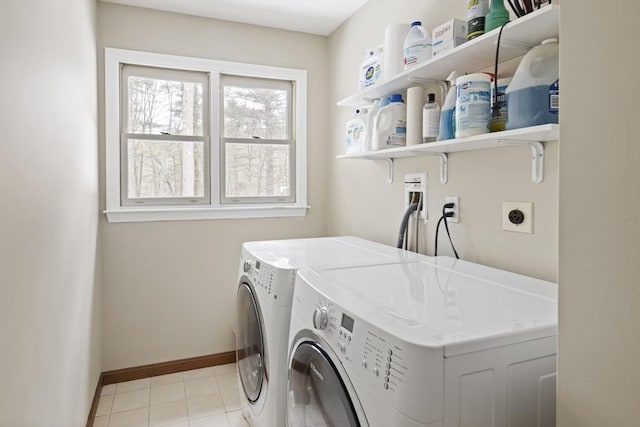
[104,48,308,223]
[220,74,295,205]
[120,64,211,206]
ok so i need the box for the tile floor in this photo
[93,363,249,427]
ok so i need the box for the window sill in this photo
[104,205,309,223]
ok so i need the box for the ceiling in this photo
[100,0,369,36]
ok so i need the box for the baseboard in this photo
[102,351,237,385]
[86,373,103,427]
[87,351,236,426]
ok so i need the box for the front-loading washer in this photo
[287,257,558,427]
[235,236,422,427]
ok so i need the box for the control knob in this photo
[313,306,329,330]
[243,260,252,273]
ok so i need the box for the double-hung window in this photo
[104,48,307,222]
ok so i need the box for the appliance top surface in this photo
[243,236,424,270]
[299,257,558,351]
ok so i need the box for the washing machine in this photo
[235,236,422,427]
[287,257,558,427]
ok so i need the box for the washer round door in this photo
[236,281,265,404]
[287,341,361,427]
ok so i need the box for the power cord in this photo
[434,202,459,259]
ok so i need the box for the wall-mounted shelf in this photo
[336,124,558,184]
[337,4,559,107]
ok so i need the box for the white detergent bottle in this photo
[403,21,432,70]
[359,48,383,91]
[439,70,462,140]
[365,97,389,151]
[345,108,368,154]
[506,38,559,130]
[372,93,406,150]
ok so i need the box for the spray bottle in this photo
[438,71,462,141]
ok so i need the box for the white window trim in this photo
[104,48,308,223]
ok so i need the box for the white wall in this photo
[328,0,558,282]
[97,3,329,370]
[0,1,101,425]
[558,1,640,426]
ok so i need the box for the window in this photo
[121,65,209,205]
[221,75,294,204]
[104,48,307,222]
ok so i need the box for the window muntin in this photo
[121,65,210,205]
[221,75,295,204]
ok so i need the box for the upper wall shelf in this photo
[337,4,560,107]
[337,124,559,184]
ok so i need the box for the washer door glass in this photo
[287,341,360,427]
[236,282,264,403]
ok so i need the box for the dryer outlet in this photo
[404,173,427,221]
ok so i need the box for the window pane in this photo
[223,86,288,139]
[225,143,290,198]
[127,139,204,199]
[127,76,204,136]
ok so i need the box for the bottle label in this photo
[456,80,491,133]
[346,119,367,153]
[386,120,406,146]
[404,43,432,67]
[423,108,441,138]
[549,79,559,113]
[360,61,383,90]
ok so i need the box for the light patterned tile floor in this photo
[93,363,249,427]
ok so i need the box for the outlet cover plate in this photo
[502,202,533,234]
[445,196,459,223]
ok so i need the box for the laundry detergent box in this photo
[432,19,467,58]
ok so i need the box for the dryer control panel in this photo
[239,249,296,306]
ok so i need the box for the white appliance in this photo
[235,236,422,427]
[287,257,558,427]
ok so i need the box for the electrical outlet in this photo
[502,202,533,233]
[445,196,459,223]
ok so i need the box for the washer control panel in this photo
[291,271,444,424]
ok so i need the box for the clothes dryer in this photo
[287,257,558,427]
[236,236,421,427]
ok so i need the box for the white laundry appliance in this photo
[287,257,558,427]
[235,236,422,427]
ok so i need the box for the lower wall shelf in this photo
[336,124,558,184]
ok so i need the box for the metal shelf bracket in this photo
[410,151,448,184]
[500,139,545,183]
[386,158,394,184]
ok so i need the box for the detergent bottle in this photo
[439,70,462,141]
[371,94,407,150]
[345,108,368,154]
[506,38,559,130]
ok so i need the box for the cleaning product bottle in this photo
[366,97,389,151]
[345,108,368,154]
[403,21,432,70]
[467,0,489,40]
[455,73,492,138]
[439,71,462,141]
[485,0,510,33]
[371,93,406,150]
[359,48,383,91]
[422,93,441,143]
[506,38,559,130]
